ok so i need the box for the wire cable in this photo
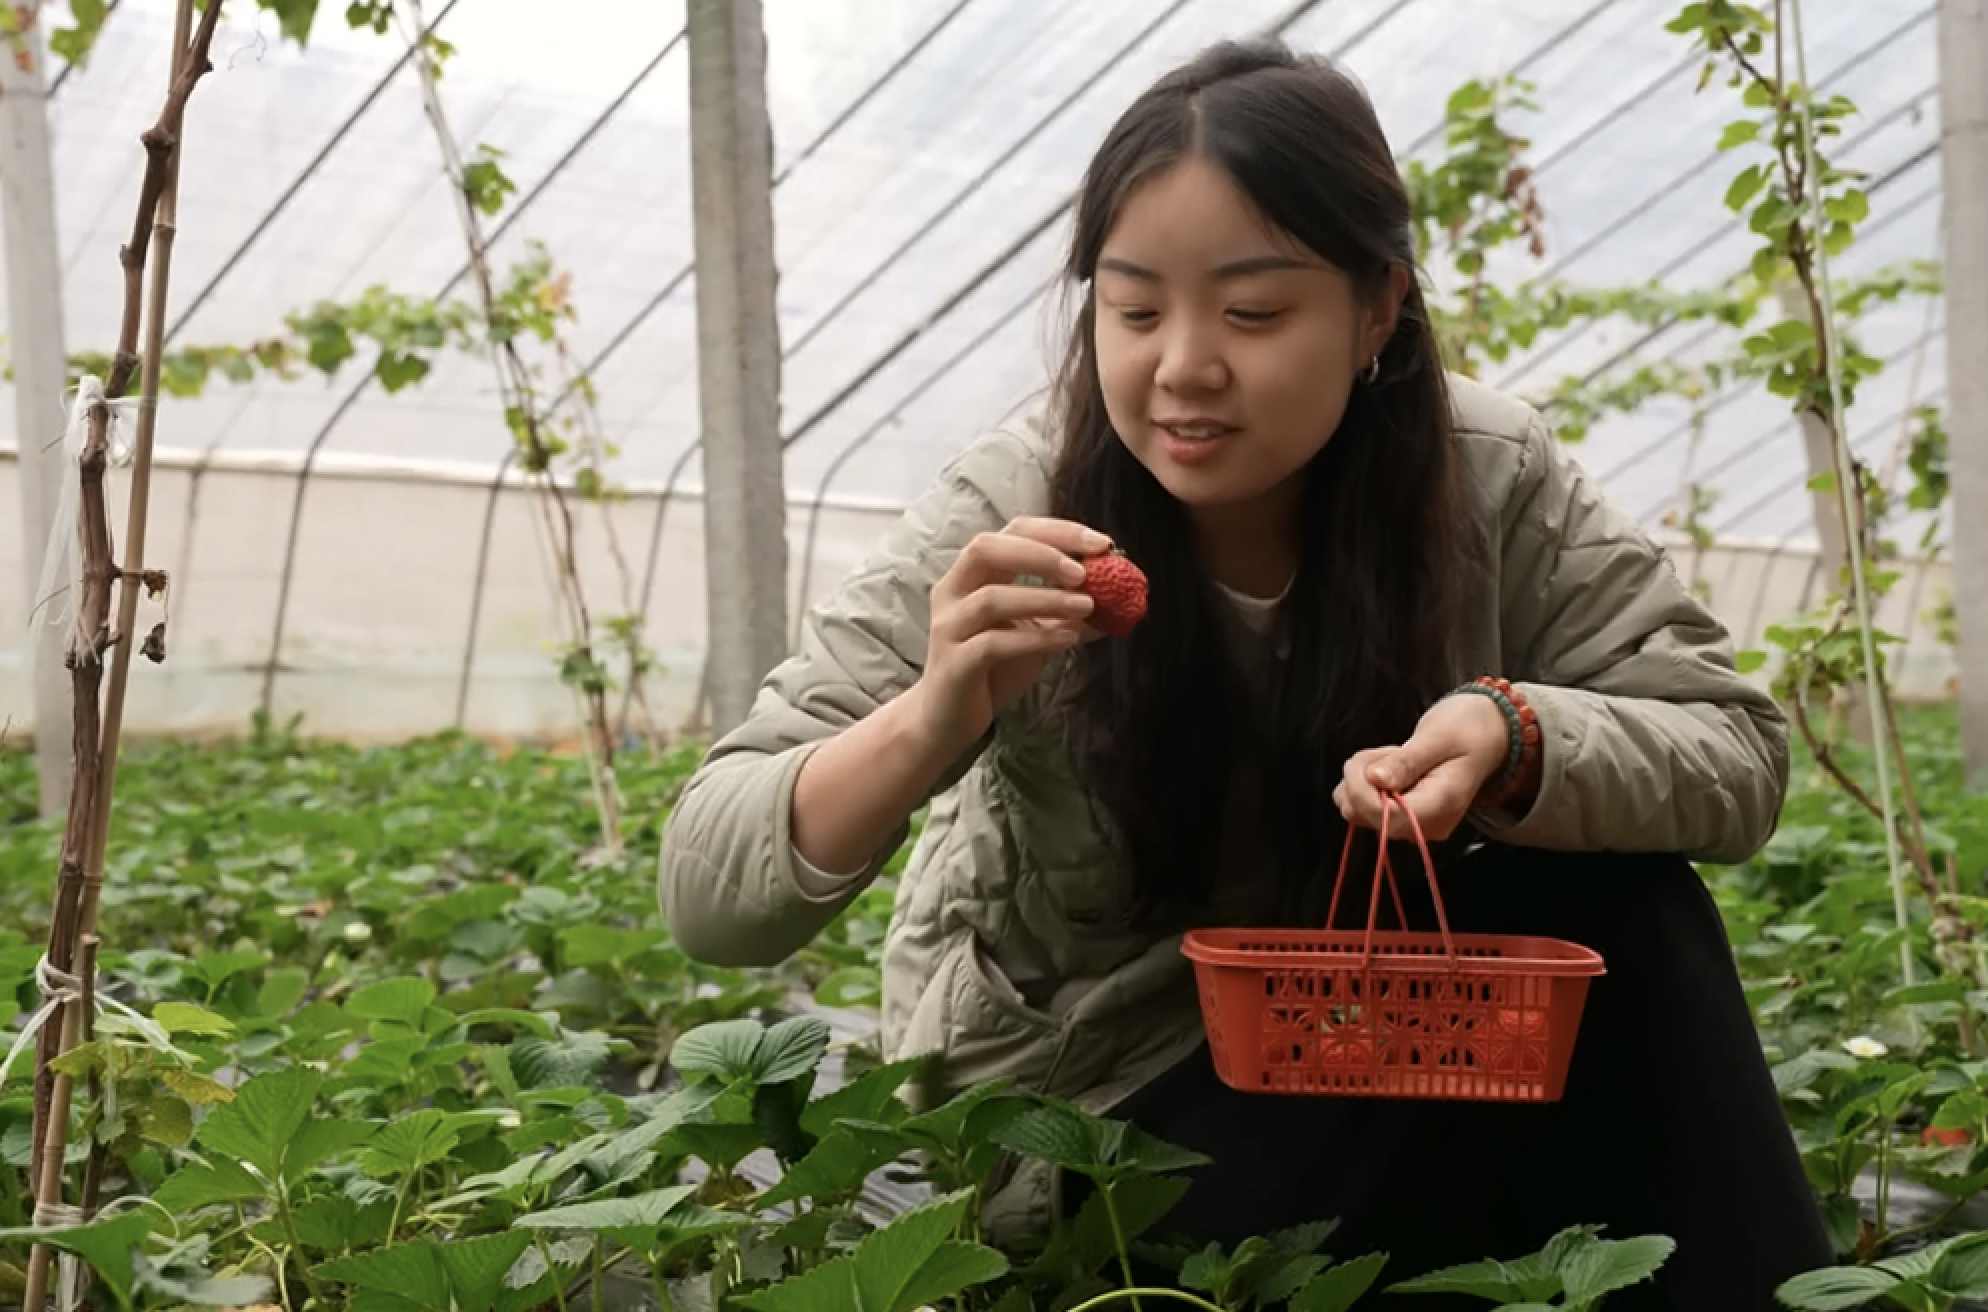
[164,0,463,344]
[1393,0,1632,160]
[783,0,1201,360]
[1511,136,1938,400]
[1586,175,1943,485]
[1603,288,1944,497]
[1529,7,1932,293]
[1628,323,1945,523]
[777,0,1625,462]
[777,0,1389,456]
[780,197,1070,451]
[785,0,985,182]
[771,0,1598,632]
[259,28,687,712]
[1707,386,1943,537]
[1529,49,1701,179]
[1493,5,1937,390]
[791,271,1057,647]
[558,0,987,411]
[1514,139,1941,412]
[598,0,1595,438]
[780,0,1928,485]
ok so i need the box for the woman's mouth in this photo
[1156,420,1238,466]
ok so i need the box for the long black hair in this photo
[1047,38,1468,923]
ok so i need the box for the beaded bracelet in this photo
[1449,676,1541,809]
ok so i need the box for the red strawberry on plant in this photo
[1080,547,1148,637]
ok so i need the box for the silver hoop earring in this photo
[1362,355,1381,385]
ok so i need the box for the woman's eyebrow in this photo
[1097,253,1312,281]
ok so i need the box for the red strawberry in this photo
[1080,549,1148,637]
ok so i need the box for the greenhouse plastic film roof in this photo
[3,0,1949,551]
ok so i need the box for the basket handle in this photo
[1323,791,1461,971]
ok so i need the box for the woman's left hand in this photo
[1335,693,1512,840]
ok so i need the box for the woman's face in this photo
[1094,154,1401,519]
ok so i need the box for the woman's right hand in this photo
[910,516,1111,755]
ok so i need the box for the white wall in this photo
[0,446,1960,747]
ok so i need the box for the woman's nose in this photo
[1155,323,1229,393]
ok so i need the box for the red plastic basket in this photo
[1181,794,1605,1103]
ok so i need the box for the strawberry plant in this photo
[1713,716,1988,1287]
[1775,1231,1988,1311]
[1382,1227,1674,1310]
[0,944,1672,1311]
[0,734,1687,1309]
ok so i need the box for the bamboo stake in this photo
[23,3,221,1307]
[88,0,194,892]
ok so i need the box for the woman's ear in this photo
[1360,264,1412,362]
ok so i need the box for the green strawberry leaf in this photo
[514,1185,700,1235]
[1557,1235,1675,1305]
[152,1157,268,1212]
[1295,1252,1390,1312]
[345,976,438,1028]
[0,1211,155,1310]
[670,1016,830,1087]
[434,1231,536,1312]
[317,1242,452,1311]
[1772,1264,1901,1311]
[152,1001,236,1037]
[194,1065,320,1180]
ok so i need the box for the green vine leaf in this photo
[48,0,110,66]
[463,145,518,217]
[261,0,323,45]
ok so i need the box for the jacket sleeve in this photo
[1475,411,1790,864]
[656,429,1045,968]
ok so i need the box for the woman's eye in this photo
[1228,307,1284,326]
[1115,307,1158,326]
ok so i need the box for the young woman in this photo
[659,37,1833,1310]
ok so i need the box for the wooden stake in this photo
[23,2,222,1307]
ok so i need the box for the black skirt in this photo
[1063,843,1836,1311]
